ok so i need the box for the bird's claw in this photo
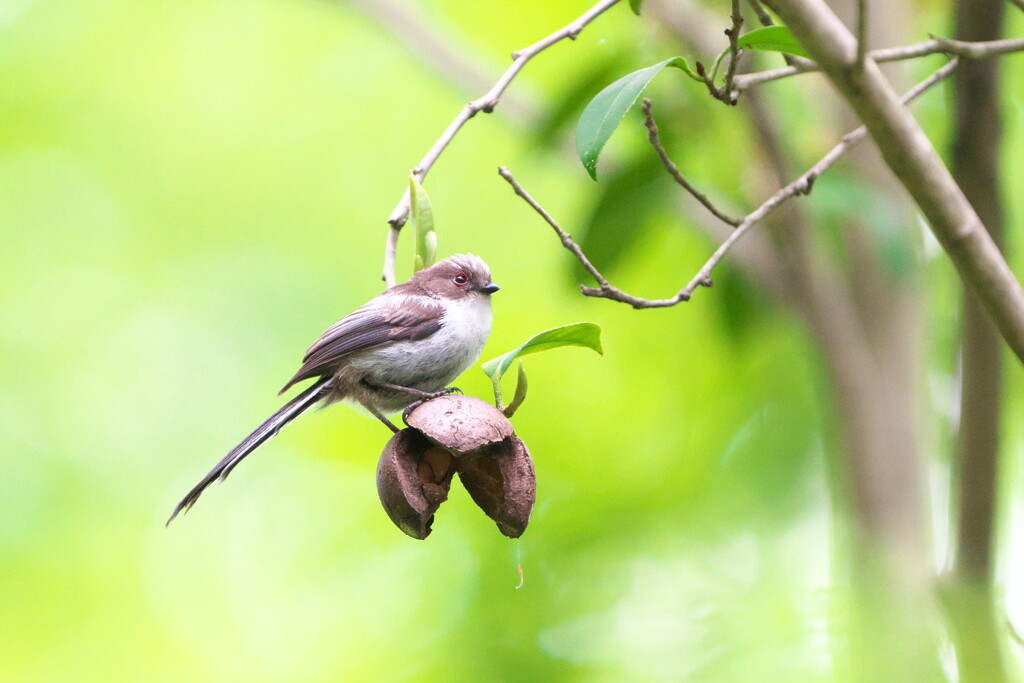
[401,386,462,425]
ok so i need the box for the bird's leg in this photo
[400,391,463,425]
[362,383,462,429]
[365,403,400,433]
[370,383,462,426]
[377,383,462,400]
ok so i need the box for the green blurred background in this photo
[2,0,1023,680]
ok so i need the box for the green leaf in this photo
[628,0,645,15]
[710,27,810,85]
[712,26,806,85]
[410,175,436,271]
[575,57,701,180]
[735,26,809,58]
[482,323,603,408]
[503,360,529,417]
[533,56,625,150]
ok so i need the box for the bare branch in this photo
[746,0,776,26]
[641,99,741,227]
[950,0,1008,588]
[764,0,1024,365]
[876,35,1024,60]
[381,0,622,286]
[856,0,869,67]
[500,59,958,310]
[496,168,614,293]
[722,0,745,99]
[498,166,700,308]
[733,35,1024,91]
[702,0,745,105]
[1009,0,1024,13]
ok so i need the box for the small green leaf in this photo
[533,56,626,150]
[575,57,701,180]
[628,0,645,15]
[735,26,809,58]
[410,175,436,272]
[482,323,603,408]
[710,26,810,86]
[503,360,529,417]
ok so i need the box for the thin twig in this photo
[500,58,959,310]
[855,0,868,67]
[381,0,622,286]
[874,35,1024,60]
[703,0,745,105]
[721,0,745,101]
[1010,0,1024,13]
[746,0,776,26]
[641,98,741,227]
[496,167,618,292]
[734,35,1024,91]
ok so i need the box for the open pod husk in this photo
[376,395,535,539]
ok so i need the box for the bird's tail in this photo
[167,377,333,525]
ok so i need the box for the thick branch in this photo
[500,60,957,309]
[950,0,1007,588]
[733,35,1024,91]
[381,0,622,286]
[763,0,1024,365]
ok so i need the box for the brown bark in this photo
[951,0,1006,585]
[945,1,1009,680]
[763,0,1024,366]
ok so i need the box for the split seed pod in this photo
[376,395,535,539]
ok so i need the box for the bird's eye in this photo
[453,272,469,286]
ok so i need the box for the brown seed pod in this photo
[378,395,536,539]
[405,394,514,455]
[456,436,535,538]
[376,428,455,540]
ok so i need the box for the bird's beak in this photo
[479,283,500,295]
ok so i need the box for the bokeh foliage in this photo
[2,0,1024,680]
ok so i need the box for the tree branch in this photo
[381,0,622,286]
[762,0,1024,366]
[733,35,1024,91]
[721,0,745,99]
[701,0,745,105]
[641,99,741,227]
[950,0,1007,587]
[856,0,869,67]
[746,0,776,26]
[942,5,1011,682]
[499,59,958,309]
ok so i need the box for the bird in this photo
[167,253,498,524]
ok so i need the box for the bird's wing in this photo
[279,296,444,393]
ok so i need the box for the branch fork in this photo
[499,59,959,310]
